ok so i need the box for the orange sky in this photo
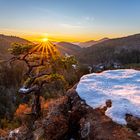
[0,0,140,43]
[0,28,133,43]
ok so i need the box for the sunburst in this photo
[30,38,60,61]
[42,38,48,42]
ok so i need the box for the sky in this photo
[0,0,140,42]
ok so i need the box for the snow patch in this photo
[72,64,77,69]
[19,87,29,94]
[76,69,140,125]
[9,127,20,138]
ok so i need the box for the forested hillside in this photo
[79,34,140,65]
[0,34,31,60]
[56,41,82,55]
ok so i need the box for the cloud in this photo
[60,23,84,28]
[85,16,94,21]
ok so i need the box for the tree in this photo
[9,41,77,118]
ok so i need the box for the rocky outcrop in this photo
[126,114,140,136]
[66,87,140,140]
[17,96,69,140]
[4,85,140,140]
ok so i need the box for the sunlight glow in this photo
[42,38,49,42]
[30,39,60,62]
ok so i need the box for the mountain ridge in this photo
[79,33,140,65]
[56,41,82,55]
[77,37,109,48]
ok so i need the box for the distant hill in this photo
[79,34,140,65]
[2,33,140,65]
[56,41,82,56]
[78,38,109,48]
[0,35,82,60]
[0,34,31,60]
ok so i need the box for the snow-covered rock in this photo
[72,64,77,69]
[19,87,29,94]
[9,127,20,138]
[88,66,92,73]
[76,69,140,125]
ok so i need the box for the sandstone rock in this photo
[126,114,140,131]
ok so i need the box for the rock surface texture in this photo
[2,85,140,140]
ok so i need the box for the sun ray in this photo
[44,42,48,60]
[40,43,45,62]
[30,42,42,53]
[48,41,60,56]
[47,42,54,58]
[24,37,61,76]
[45,43,49,60]
[29,38,60,66]
[37,43,44,52]
[49,42,56,57]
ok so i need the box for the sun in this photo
[30,37,60,61]
[42,38,49,42]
